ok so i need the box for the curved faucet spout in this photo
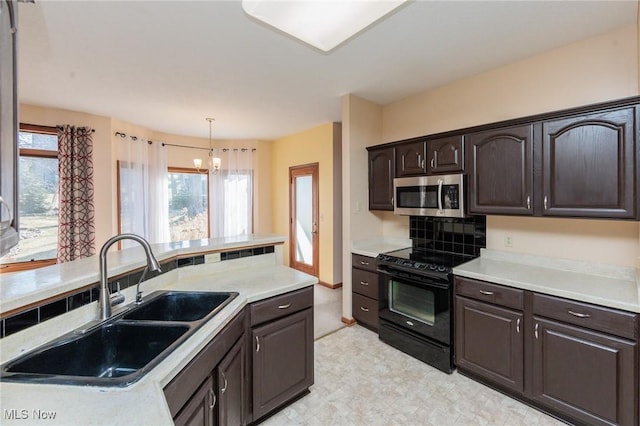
[99,234,161,320]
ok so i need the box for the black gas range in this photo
[376,248,476,373]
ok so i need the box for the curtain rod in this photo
[115,133,256,152]
[57,125,95,133]
[162,142,257,152]
[114,131,153,143]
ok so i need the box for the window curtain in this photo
[209,148,254,238]
[56,125,96,262]
[118,136,169,247]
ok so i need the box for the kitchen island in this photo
[0,235,317,425]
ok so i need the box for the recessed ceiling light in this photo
[242,0,409,52]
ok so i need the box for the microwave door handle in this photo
[437,179,443,211]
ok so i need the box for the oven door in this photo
[378,267,452,345]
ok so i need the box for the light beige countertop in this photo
[351,238,411,258]
[453,249,640,313]
[0,238,316,425]
[0,233,285,315]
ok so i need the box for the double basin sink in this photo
[0,290,238,387]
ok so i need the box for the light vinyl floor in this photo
[264,325,564,426]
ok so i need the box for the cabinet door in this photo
[466,125,533,215]
[455,296,524,393]
[396,140,426,176]
[216,337,246,426]
[174,377,214,426]
[252,308,313,421]
[541,107,636,218]
[0,0,19,255]
[532,317,637,426]
[368,147,395,210]
[427,135,464,174]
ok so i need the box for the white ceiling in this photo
[18,0,638,140]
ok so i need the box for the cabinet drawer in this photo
[352,293,378,330]
[533,293,638,340]
[352,254,377,273]
[352,268,378,299]
[250,286,313,327]
[455,277,524,310]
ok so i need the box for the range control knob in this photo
[437,265,448,273]
[428,264,437,270]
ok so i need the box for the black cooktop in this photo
[377,248,475,274]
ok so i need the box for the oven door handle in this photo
[437,179,443,211]
[377,266,450,289]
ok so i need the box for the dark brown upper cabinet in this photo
[368,146,395,211]
[396,140,427,176]
[466,125,534,215]
[541,107,636,218]
[427,135,464,174]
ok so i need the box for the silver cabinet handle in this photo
[544,196,548,210]
[430,158,435,168]
[360,261,369,266]
[209,389,216,410]
[221,373,228,394]
[534,323,539,339]
[479,290,494,295]
[568,310,591,318]
[526,195,531,210]
[360,306,369,312]
[516,318,520,333]
[406,320,414,327]
[360,281,369,286]
[255,336,260,352]
[391,196,394,206]
[401,155,406,172]
[278,303,291,309]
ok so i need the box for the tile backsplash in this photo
[0,244,276,339]
[410,216,486,257]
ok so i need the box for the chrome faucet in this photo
[99,233,161,321]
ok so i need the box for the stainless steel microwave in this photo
[393,174,466,218]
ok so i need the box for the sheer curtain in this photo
[118,136,169,247]
[209,148,254,238]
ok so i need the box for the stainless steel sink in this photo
[0,290,239,387]
[123,291,236,322]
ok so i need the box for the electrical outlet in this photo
[504,235,513,248]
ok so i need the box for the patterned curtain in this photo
[57,125,96,262]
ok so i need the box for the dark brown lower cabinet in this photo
[171,335,246,426]
[165,287,315,426]
[455,276,639,426]
[532,317,637,426]
[251,308,314,422]
[455,296,523,393]
[174,377,214,426]
[217,337,246,426]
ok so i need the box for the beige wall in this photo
[341,95,384,319]
[19,104,274,247]
[383,25,638,141]
[375,24,640,269]
[270,123,342,285]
